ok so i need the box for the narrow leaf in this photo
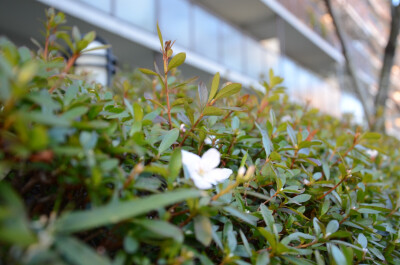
[158,128,179,154]
[168,52,186,71]
[157,23,163,49]
[54,189,202,233]
[255,122,273,157]
[198,82,208,108]
[203,106,224,116]
[330,244,346,265]
[214,83,241,100]
[208,72,220,102]
[55,236,111,265]
[134,219,183,243]
[326,220,339,236]
[194,215,212,246]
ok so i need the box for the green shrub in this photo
[0,9,400,265]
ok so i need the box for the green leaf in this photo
[239,229,252,256]
[281,232,315,245]
[203,106,224,116]
[198,82,208,108]
[133,102,143,121]
[82,44,111,53]
[55,236,111,265]
[133,219,183,243]
[269,69,284,88]
[369,246,385,260]
[260,204,274,232]
[72,26,81,42]
[82,31,96,45]
[361,132,381,141]
[256,251,270,265]
[330,244,346,265]
[321,199,330,216]
[171,97,191,108]
[168,148,182,186]
[64,83,79,106]
[322,163,330,180]
[79,131,98,150]
[270,151,281,161]
[0,183,36,246]
[288,194,311,204]
[123,236,139,254]
[61,106,89,120]
[25,111,70,127]
[168,52,186,71]
[214,83,241,100]
[139,68,159,76]
[326,220,339,236]
[258,227,276,251]
[30,125,48,150]
[298,140,322,149]
[287,125,297,146]
[208,72,220,102]
[194,215,212,246]
[231,116,240,131]
[54,189,202,233]
[357,233,367,249]
[158,128,179,154]
[255,122,273,157]
[223,206,258,226]
[157,23,164,50]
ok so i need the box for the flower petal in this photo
[190,172,213,190]
[200,148,220,172]
[205,168,232,184]
[181,150,201,172]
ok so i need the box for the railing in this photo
[279,0,340,48]
[74,0,341,116]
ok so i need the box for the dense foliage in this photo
[1,9,400,265]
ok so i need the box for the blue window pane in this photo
[159,0,191,48]
[115,0,155,32]
[80,0,111,13]
[281,58,297,90]
[264,49,279,76]
[193,6,219,61]
[246,39,264,79]
[221,24,242,73]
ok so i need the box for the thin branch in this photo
[323,0,373,128]
[374,3,400,131]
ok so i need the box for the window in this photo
[221,23,243,73]
[193,6,220,61]
[79,0,111,13]
[159,0,191,48]
[245,38,264,79]
[115,0,156,32]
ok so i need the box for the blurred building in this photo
[0,0,399,131]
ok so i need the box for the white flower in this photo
[181,148,233,189]
[281,115,292,123]
[366,149,378,159]
[204,135,219,145]
[180,124,186,133]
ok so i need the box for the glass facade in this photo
[221,23,243,73]
[193,5,220,61]
[79,0,111,13]
[115,0,155,32]
[75,0,338,115]
[159,0,191,48]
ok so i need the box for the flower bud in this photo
[238,166,246,178]
[238,165,255,182]
[180,124,186,133]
